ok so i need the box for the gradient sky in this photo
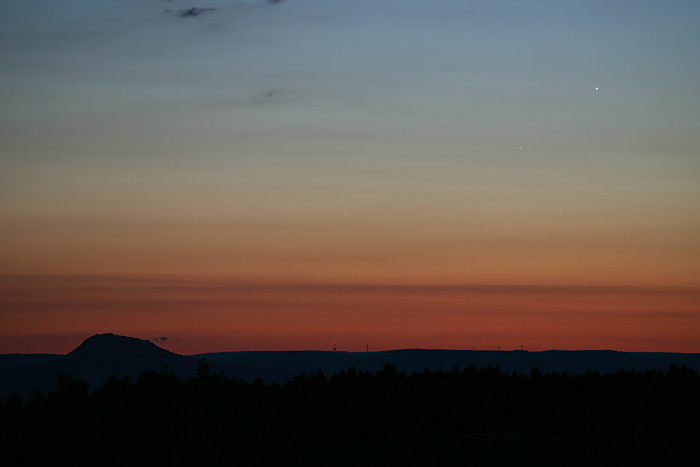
[1,1,699,354]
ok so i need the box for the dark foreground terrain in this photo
[1,360,698,466]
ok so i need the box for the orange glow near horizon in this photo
[2,275,699,354]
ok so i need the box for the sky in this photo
[1,0,699,354]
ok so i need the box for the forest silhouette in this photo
[1,361,698,466]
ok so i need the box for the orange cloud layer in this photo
[2,275,698,354]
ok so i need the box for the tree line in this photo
[1,362,698,466]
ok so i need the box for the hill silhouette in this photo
[63,333,189,368]
[0,333,198,399]
[58,333,197,382]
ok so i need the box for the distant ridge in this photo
[2,333,700,400]
[196,348,700,380]
[0,353,61,367]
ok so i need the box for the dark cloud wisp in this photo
[165,7,217,18]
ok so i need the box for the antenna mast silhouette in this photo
[333,339,336,352]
